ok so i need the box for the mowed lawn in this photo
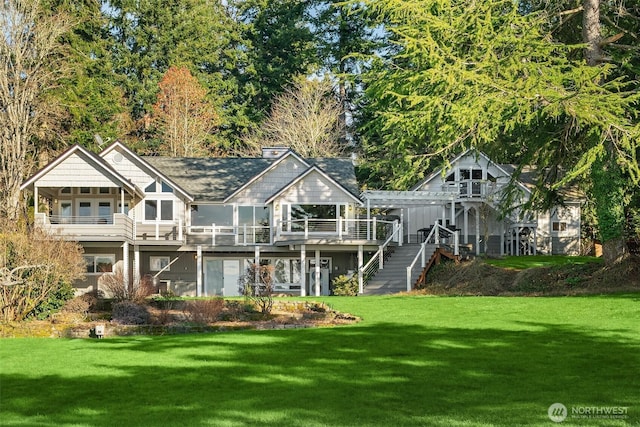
[1,295,639,426]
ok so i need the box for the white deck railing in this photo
[358,220,403,293]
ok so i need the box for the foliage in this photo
[0,0,71,220]
[331,274,359,296]
[241,263,274,314]
[152,66,220,156]
[182,299,225,325]
[357,0,640,185]
[241,77,347,157]
[0,223,85,322]
[111,300,150,325]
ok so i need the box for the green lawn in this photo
[1,295,639,426]
[483,255,603,270]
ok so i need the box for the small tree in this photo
[240,263,274,315]
[0,223,85,322]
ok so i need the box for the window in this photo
[552,222,567,232]
[145,181,156,192]
[150,256,170,272]
[83,254,115,274]
[80,187,91,194]
[99,187,111,194]
[145,199,174,221]
[145,180,174,193]
[60,187,71,194]
[161,182,173,193]
[191,204,233,226]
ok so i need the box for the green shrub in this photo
[332,274,359,296]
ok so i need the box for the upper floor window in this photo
[145,180,174,193]
[552,221,567,232]
[145,200,173,221]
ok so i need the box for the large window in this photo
[145,200,173,221]
[288,204,338,232]
[191,205,233,227]
[83,254,115,274]
[243,258,301,284]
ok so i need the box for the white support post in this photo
[133,246,140,286]
[304,217,309,239]
[254,246,260,285]
[314,250,321,297]
[338,216,343,239]
[196,245,202,296]
[421,241,426,267]
[373,216,377,241]
[155,220,160,240]
[358,245,364,294]
[500,223,505,256]
[120,189,125,214]
[378,245,384,270]
[178,218,183,241]
[211,223,216,246]
[366,199,371,240]
[243,224,247,245]
[122,241,129,289]
[450,201,455,227]
[34,187,39,214]
[300,245,306,297]
[399,211,404,246]
[406,266,412,292]
[516,228,520,256]
[454,231,459,256]
[463,208,469,244]
[475,211,480,255]
[533,227,537,255]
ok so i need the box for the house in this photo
[21,142,399,297]
[21,144,581,296]
[364,149,582,257]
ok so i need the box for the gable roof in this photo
[20,144,143,198]
[264,164,363,205]
[100,141,194,202]
[144,155,360,202]
[413,148,532,195]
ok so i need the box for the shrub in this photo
[111,301,150,325]
[240,263,274,314]
[332,274,359,296]
[62,294,97,317]
[0,222,85,321]
[101,272,155,303]
[182,298,224,325]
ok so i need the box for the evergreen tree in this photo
[357,0,640,261]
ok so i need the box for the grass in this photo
[483,255,603,270]
[1,294,639,426]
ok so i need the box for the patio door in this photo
[204,259,240,296]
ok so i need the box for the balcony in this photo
[183,218,399,247]
[442,180,505,200]
[34,213,134,242]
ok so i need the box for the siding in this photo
[36,153,121,187]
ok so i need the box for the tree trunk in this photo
[582,0,603,65]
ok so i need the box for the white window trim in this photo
[150,256,171,272]
[84,254,116,275]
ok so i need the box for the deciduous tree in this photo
[152,66,219,157]
[242,77,346,157]
[0,0,70,220]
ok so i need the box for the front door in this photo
[204,259,240,296]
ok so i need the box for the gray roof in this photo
[144,156,360,202]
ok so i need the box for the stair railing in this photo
[358,220,401,293]
[406,241,428,291]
